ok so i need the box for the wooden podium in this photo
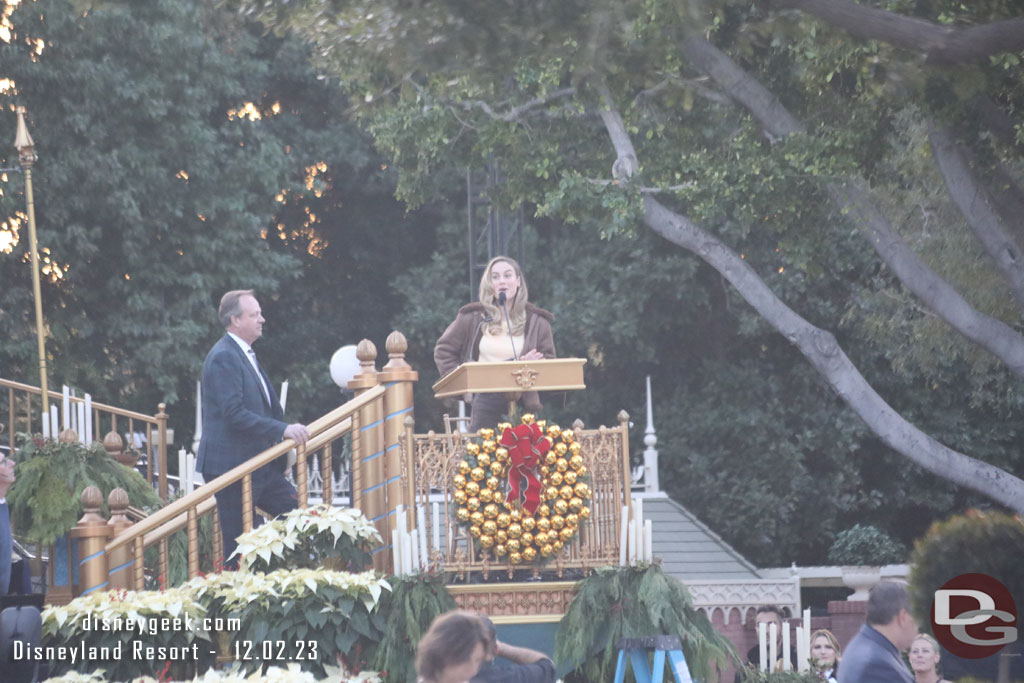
[432,358,586,399]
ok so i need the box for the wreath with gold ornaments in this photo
[452,414,592,565]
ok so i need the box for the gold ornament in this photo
[521,532,534,547]
[552,539,564,552]
[486,476,500,490]
[510,509,523,522]
[484,503,499,519]
[540,543,554,558]
[563,471,578,485]
[470,511,484,526]
[476,453,491,468]
[457,507,470,523]
[544,451,558,466]
[481,439,497,453]
[496,513,511,529]
[470,524,481,538]
[537,504,551,518]
[509,551,522,564]
[454,490,468,505]
[566,513,579,528]
[489,462,504,477]
[521,413,535,424]
[551,514,566,530]
[478,428,495,440]
[577,465,588,477]
[554,442,568,457]
[480,534,495,548]
[540,465,550,477]
[550,472,564,487]
[579,506,591,520]
[559,527,575,542]
[553,499,569,516]
[561,429,575,444]
[569,497,583,513]
[482,520,498,536]
[466,481,480,497]
[546,424,562,439]
[536,419,547,430]
[545,486,559,501]
[569,441,582,455]
[479,489,494,504]
[507,523,523,539]
[495,544,507,557]
[458,461,472,475]
[466,442,481,456]
[467,497,481,512]
[573,482,592,499]
[453,474,467,489]
[522,546,537,562]
[496,530,508,544]
[559,485,574,501]
[569,454,584,471]
[506,539,521,553]
[534,531,549,546]
[471,467,486,482]
[495,447,509,463]
[522,517,536,532]
[536,517,551,533]
[555,458,570,473]
[497,422,513,432]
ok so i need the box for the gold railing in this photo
[66,331,418,600]
[400,411,632,580]
[0,377,169,500]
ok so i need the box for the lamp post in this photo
[13,106,48,415]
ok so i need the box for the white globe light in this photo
[329,345,360,388]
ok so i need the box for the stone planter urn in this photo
[841,565,881,601]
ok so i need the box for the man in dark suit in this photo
[197,290,310,568]
[0,451,15,594]
[838,582,916,683]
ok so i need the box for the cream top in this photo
[478,325,524,362]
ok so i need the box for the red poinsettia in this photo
[499,422,550,515]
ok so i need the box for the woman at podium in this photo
[434,256,556,431]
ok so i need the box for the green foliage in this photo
[370,573,456,683]
[907,511,1024,628]
[554,564,739,682]
[827,524,907,566]
[7,434,162,545]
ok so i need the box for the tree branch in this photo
[459,87,577,122]
[680,31,1024,380]
[927,123,1024,311]
[596,90,1024,513]
[772,0,1024,64]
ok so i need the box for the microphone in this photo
[497,291,518,360]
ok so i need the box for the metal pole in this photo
[14,107,48,415]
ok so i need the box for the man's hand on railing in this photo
[284,423,311,446]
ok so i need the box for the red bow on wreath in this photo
[500,423,551,515]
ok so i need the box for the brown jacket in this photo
[434,302,556,410]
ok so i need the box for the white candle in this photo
[50,405,59,439]
[178,449,187,494]
[404,531,414,574]
[417,506,428,566]
[619,507,629,566]
[758,622,768,673]
[392,529,402,576]
[62,386,70,430]
[41,417,49,439]
[769,622,778,673]
[803,608,811,671]
[643,520,653,563]
[782,621,791,671]
[796,626,805,672]
[76,402,86,443]
[186,452,195,494]
[432,502,441,552]
[84,394,93,443]
[627,517,637,564]
[634,499,643,563]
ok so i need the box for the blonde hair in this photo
[478,256,528,335]
[810,629,842,668]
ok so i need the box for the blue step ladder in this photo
[613,635,694,683]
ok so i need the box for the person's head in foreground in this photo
[867,581,918,651]
[416,610,490,683]
[809,628,841,671]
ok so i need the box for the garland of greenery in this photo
[554,564,740,682]
[370,573,456,683]
[8,433,162,545]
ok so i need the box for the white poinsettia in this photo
[41,585,209,640]
[187,568,390,612]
